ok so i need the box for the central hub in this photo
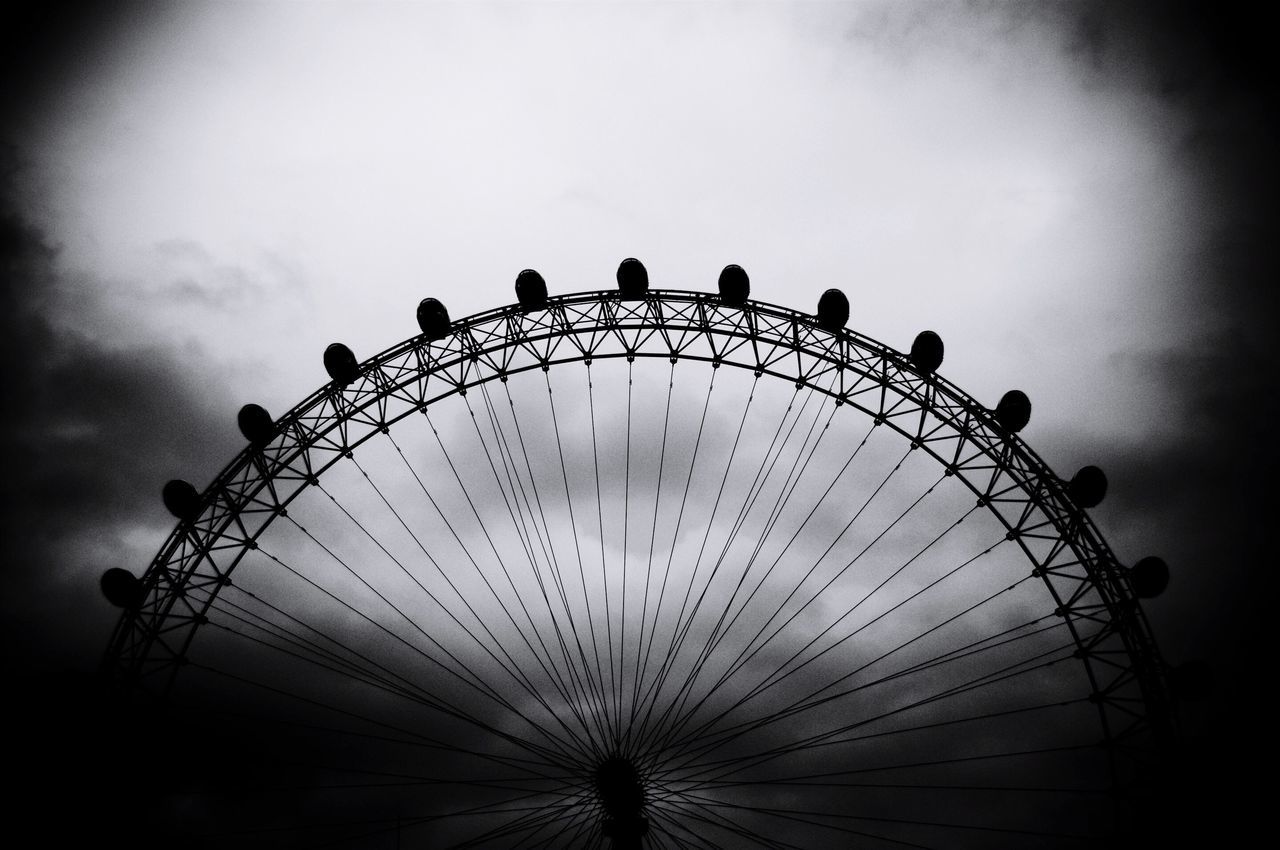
[596,754,648,847]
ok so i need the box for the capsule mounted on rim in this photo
[100,568,144,609]
[515,270,548,310]
[163,479,201,522]
[994,390,1031,433]
[1130,556,1169,598]
[816,289,849,333]
[416,298,451,341]
[1068,465,1107,508]
[909,331,944,374]
[324,343,359,386]
[237,403,275,446]
[718,264,749,305]
[617,258,649,299]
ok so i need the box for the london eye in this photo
[102,260,1174,848]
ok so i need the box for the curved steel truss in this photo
[108,287,1171,766]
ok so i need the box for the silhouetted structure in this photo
[102,262,1174,847]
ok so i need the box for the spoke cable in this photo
[307,474,597,763]
[541,367,618,748]
[472,380,605,747]
[497,377,616,755]
[648,382,835,746]
[260,527,585,767]
[629,372,760,746]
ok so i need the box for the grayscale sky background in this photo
[2,0,1272,842]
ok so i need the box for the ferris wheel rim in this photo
[104,285,1172,756]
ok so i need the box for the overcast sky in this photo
[2,0,1273,843]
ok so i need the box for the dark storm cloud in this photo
[1061,2,1276,840]
[1058,0,1277,658]
[1,0,166,130]
[872,0,1279,675]
[1,4,241,660]
[0,183,264,844]
[0,180,242,668]
[1101,332,1272,648]
[839,4,1273,839]
[3,1,1270,843]
[1,6,216,843]
[0,164,246,844]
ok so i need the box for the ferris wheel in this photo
[102,260,1174,848]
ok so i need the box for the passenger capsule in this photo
[816,288,849,332]
[323,343,360,386]
[416,298,451,341]
[515,269,548,309]
[617,258,649,299]
[994,390,1031,433]
[1068,465,1107,508]
[909,330,944,374]
[237,403,275,446]
[100,568,143,609]
[162,479,201,522]
[718,264,750,305]
[1131,556,1169,599]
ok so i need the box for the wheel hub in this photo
[596,754,648,848]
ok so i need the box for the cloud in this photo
[0,164,250,664]
[3,0,1273,843]
[143,238,310,315]
[1033,3,1276,839]
[1055,0,1276,669]
[1,1,137,127]
[1094,328,1272,758]
[0,154,252,844]
[151,238,265,309]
